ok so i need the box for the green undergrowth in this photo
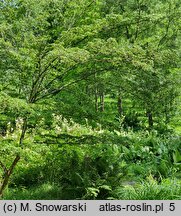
[4,183,62,200]
[4,177,181,200]
[113,177,181,200]
[1,117,181,200]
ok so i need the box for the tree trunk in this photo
[85,84,91,97]
[147,110,153,128]
[164,105,170,125]
[0,118,27,198]
[117,89,123,116]
[0,155,20,198]
[19,117,28,147]
[100,92,104,112]
[95,87,99,112]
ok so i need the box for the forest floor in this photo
[2,122,181,200]
[1,98,181,200]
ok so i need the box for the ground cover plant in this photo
[0,0,181,200]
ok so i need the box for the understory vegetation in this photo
[0,0,181,199]
[1,112,181,200]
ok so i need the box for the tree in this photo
[99,0,181,128]
[0,0,180,197]
[0,0,104,197]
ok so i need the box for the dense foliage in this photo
[0,0,181,199]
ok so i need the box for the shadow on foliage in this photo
[35,132,132,147]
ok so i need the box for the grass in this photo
[4,177,181,200]
[4,183,63,200]
[114,177,181,200]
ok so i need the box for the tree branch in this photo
[0,161,7,174]
[35,73,91,101]
[19,117,28,147]
[157,2,173,48]
[34,64,78,99]
[7,155,20,176]
[35,66,115,102]
[29,57,59,102]
[0,155,20,197]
